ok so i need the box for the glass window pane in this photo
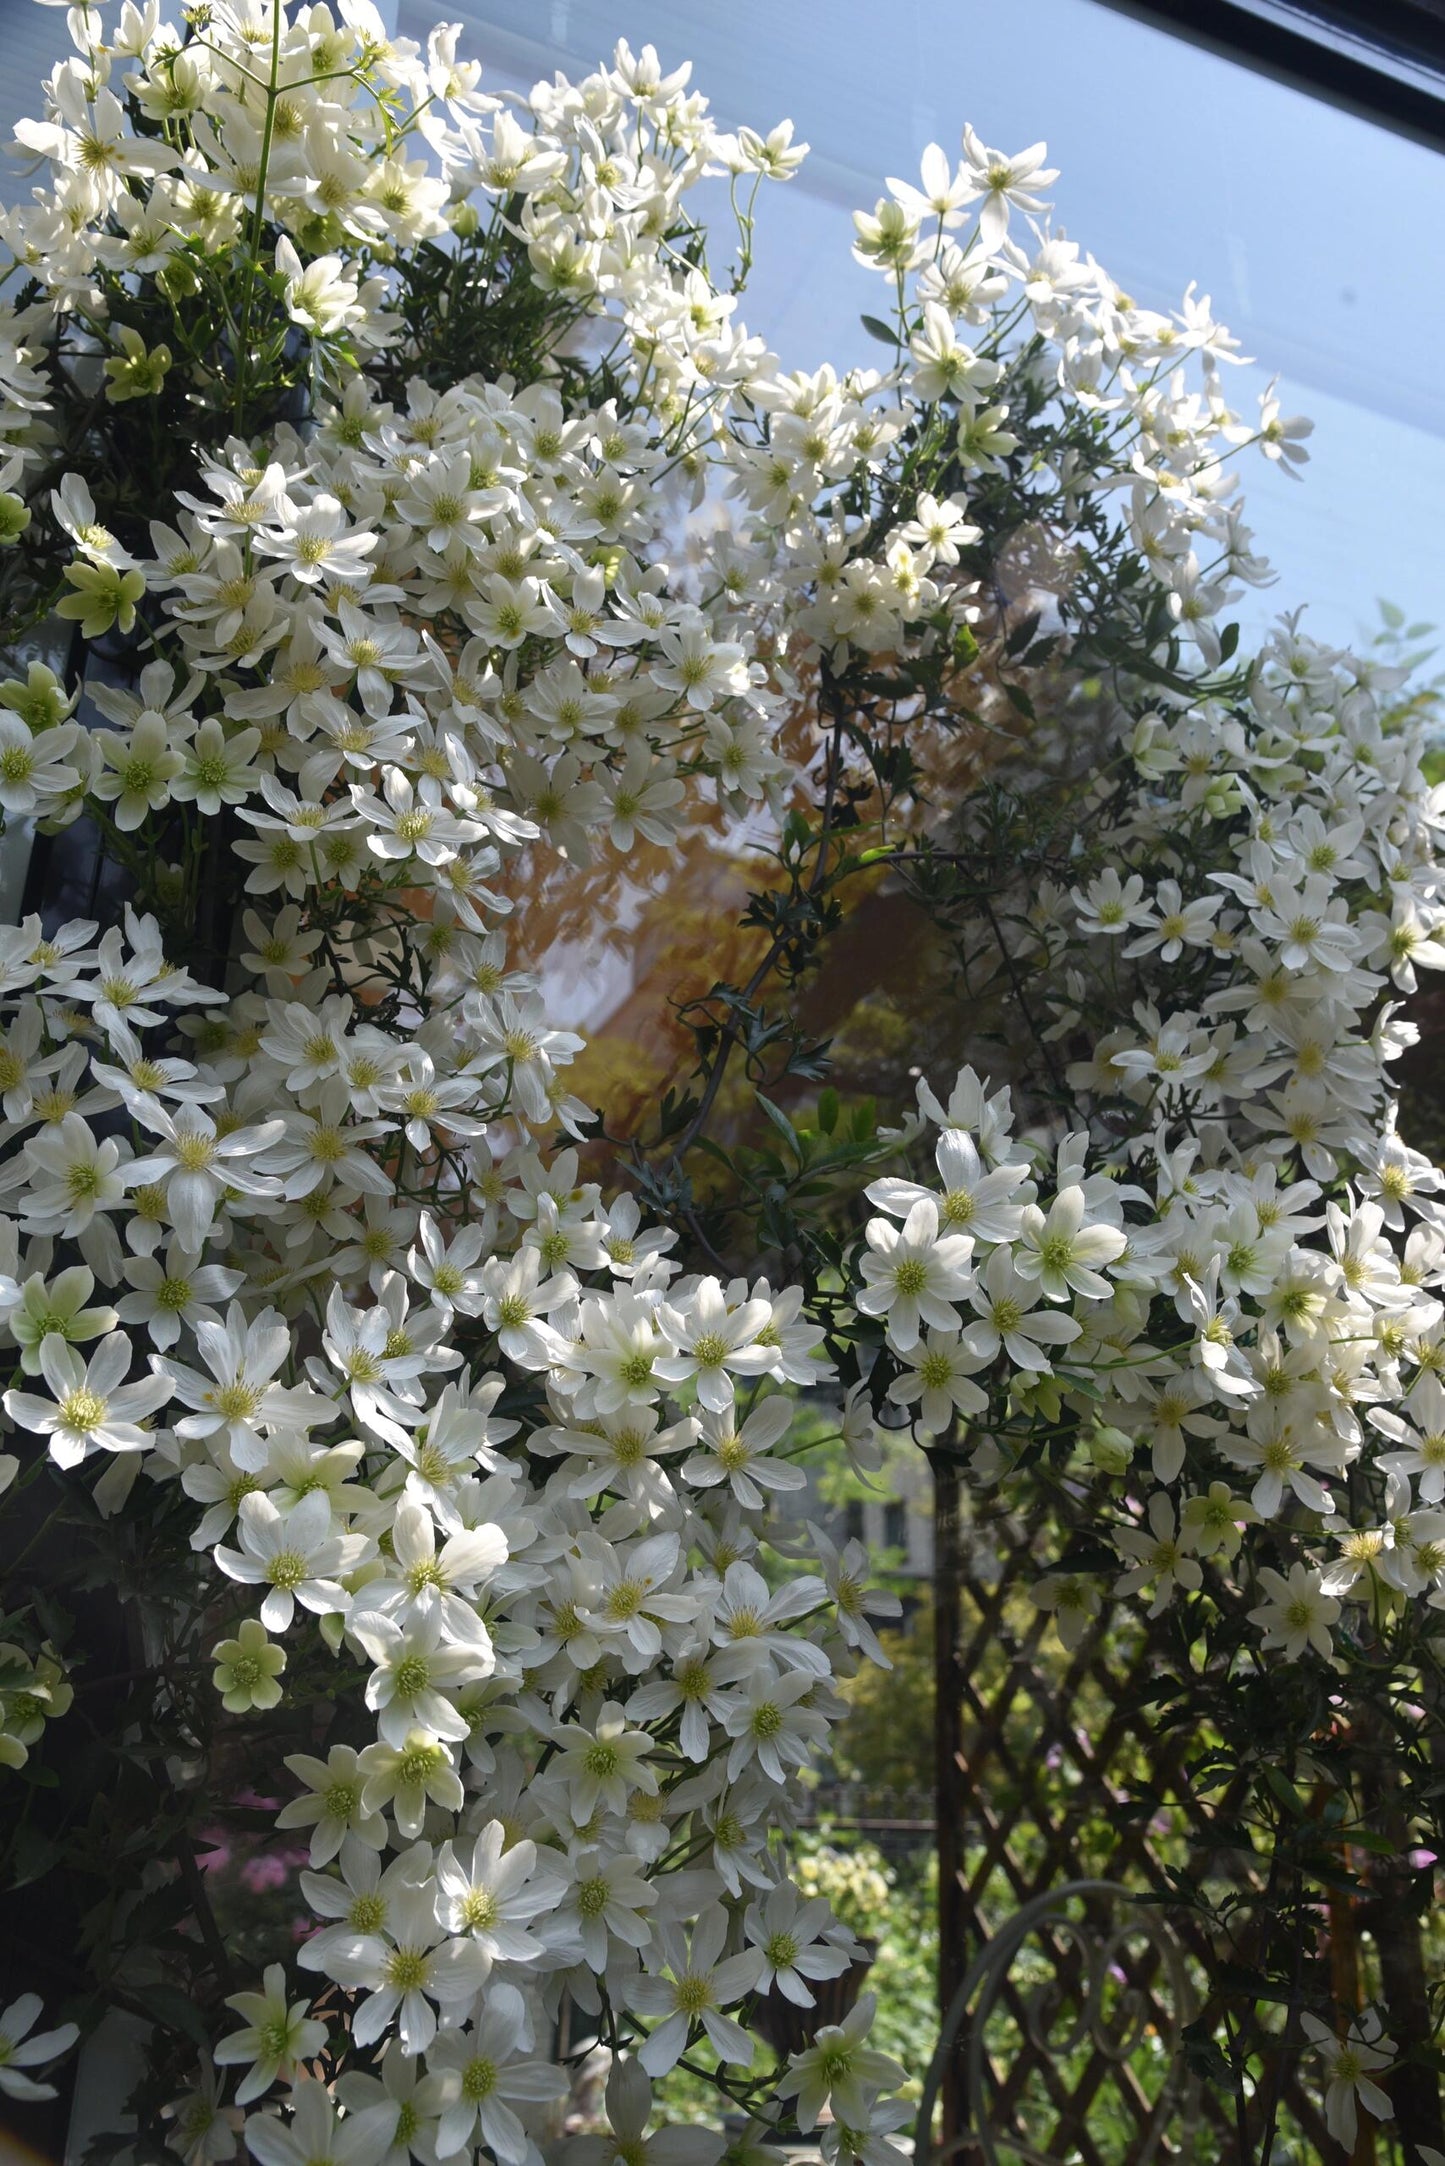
[411,0,1445,643]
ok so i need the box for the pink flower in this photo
[241,1853,290,1893]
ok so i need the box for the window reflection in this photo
[407,0,1445,644]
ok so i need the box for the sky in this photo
[1,0,1443,648]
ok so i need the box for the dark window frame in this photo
[1093,0,1445,152]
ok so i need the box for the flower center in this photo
[257,1533,308,1589]
[461,2056,497,2101]
[577,1876,609,1918]
[61,1388,107,1432]
[399,1744,443,1785]
[460,1888,498,1930]
[674,1972,715,2015]
[383,1947,431,1993]
[394,1655,430,1697]
[259,2015,294,2061]
[214,1381,263,1422]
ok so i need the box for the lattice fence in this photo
[934,1490,1355,2165]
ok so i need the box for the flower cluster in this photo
[0,7,925,2157]
[0,1633,72,1766]
[0,0,1433,2152]
[1039,613,1445,1654]
[0,877,909,2147]
[811,118,1445,1697]
[849,609,1445,1683]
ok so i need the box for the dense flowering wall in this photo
[0,0,1440,2150]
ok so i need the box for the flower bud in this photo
[1087,1424,1135,1476]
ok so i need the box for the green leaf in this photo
[1350,1828,1404,1855]
[126,1882,193,1943]
[7,1825,62,1889]
[1308,1863,1370,1896]
[1004,610,1041,658]
[656,1089,699,1138]
[755,1095,799,1155]
[817,1087,839,1135]
[1263,1766,1306,1818]
[132,1984,214,2053]
[1057,1540,1117,1575]
[1213,1960,1296,2005]
[860,314,899,346]
[780,808,811,859]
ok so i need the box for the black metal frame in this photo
[1092,0,1445,153]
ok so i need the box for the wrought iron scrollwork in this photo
[915,1879,1201,2166]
